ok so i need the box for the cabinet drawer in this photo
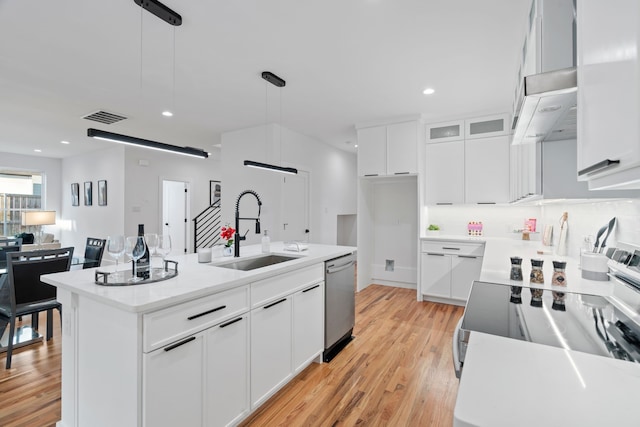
[143,285,249,352]
[421,241,485,257]
[251,264,324,308]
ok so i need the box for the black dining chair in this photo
[0,237,22,271]
[0,247,74,368]
[83,237,106,269]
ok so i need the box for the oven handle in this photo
[452,317,463,379]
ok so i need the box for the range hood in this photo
[511,67,577,145]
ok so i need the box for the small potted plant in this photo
[220,224,236,256]
[426,224,440,236]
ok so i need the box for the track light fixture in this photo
[88,128,208,159]
[244,160,297,175]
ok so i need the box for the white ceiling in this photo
[0,0,530,159]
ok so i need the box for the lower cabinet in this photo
[205,314,250,427]
[293,283,324,373]
[143,334,205,427]
[420,240,485,304]
[251,296,293,408]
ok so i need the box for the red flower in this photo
[220,225,236,245]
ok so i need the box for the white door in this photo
[162,180,189,254]
[281,171,309,242]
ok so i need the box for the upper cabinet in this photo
[424,114,511,205]
[577,0,640,190]
[357,120,420,177]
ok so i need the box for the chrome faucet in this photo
[234,190,262,257]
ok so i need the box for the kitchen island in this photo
[42,242,355,427]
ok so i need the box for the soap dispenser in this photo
[261,230,270,253]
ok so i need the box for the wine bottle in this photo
[135,224,151,279]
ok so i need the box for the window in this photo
[0,173,42,236]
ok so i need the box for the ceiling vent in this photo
[82,110,128,125]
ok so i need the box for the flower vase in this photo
[223,245,233,257]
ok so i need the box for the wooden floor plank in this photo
[0,284,463,427]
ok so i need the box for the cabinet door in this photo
[577,0,640,182]
[451,255,483,301]
[420,253,451,298]
[357,126,387,176]
[251,296,293,408]
[465,135,510,203]
[293,282,324,373]
[465,114,509,139]
[387,121,418,175]
[426,120,464,143]
[205,314,249,427]
[143,335,204,427]
[425,141,464,204]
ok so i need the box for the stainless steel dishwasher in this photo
[323,252,356,362]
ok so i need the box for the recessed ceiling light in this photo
[162,111,173,117]
[60,140,70,144]
[34,149,42,153]
[355,144,358,148]
[423,88,435,95]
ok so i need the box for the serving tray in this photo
[95,260,178,286]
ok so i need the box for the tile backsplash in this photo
[425,198,640,258]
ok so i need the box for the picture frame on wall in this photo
[71,183,80,206]
[84,181,92,206]
[98,180,107,206]
[210,180,221,205]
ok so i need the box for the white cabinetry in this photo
[357,120,419,176]
[293,283,324,373]
[577,0,640,190]
[143,334,205,427]
[205,314,250,427]
[251,296,293,408]
[250,264,324,409]
[425,141,464,205]
[420,240,484,305]
[465,135,510,204]
[424,114,510,204]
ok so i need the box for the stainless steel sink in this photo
[213,254,299,271]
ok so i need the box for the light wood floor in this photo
[0,285,463,427]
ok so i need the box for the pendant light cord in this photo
[172,26,176,112]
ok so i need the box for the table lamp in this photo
[22,210,56,244]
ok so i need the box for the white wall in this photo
[0,151,62,237]
[60,145,221,258]
[60,146,125,253]
[123,146,221,252]
[371,178,418,287]
[221,124,357,247]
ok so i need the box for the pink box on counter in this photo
[525,218,537,232]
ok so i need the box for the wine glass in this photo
[144,233,158,268]
[125,236,146,282]
[156,234,172,276]
[106,235,125,279]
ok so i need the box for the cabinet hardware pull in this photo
[427,253,445,256]
[264,298,287,309]
[476,202,495,205]
[436,202,453,205]
[364,174,379,177]
[578,159,620,176]
[442,247,460,250]
[164,336,196,352]
[187,305,226,320]
[220,317,243,328]
[394,172,410,175]
[302,284,320,293]
[458,255,477,259]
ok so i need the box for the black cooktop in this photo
[461,281,640,363]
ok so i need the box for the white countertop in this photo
[454,332,640,427]
[41,242,355,313]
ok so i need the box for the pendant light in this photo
[244,71,298,175]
